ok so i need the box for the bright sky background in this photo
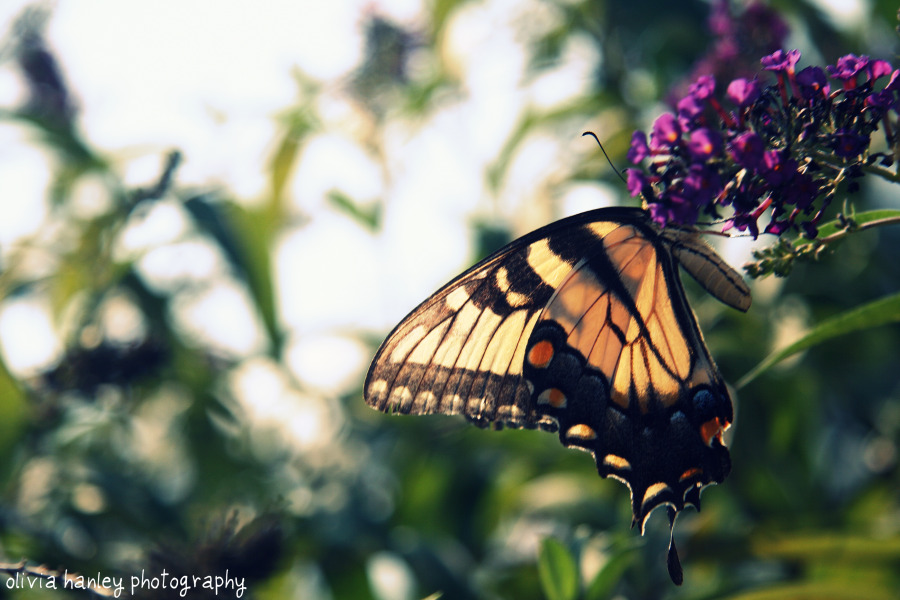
[0,0,869,394]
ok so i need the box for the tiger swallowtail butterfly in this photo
[364,206,750,584]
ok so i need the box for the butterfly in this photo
[364,206,750,584]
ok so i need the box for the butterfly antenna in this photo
[583,131,627,184]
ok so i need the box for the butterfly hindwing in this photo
[365,206,749,581]
[520,219,736,528]
[662,227,752,312]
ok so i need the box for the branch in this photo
[817,215,900,244]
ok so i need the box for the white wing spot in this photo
[368,379,388,401]
[414,390,438,412]
[388,386,412,409]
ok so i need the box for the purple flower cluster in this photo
[627,50,899,238]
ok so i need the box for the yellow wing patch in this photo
[527,239,575,287]
[539,225,704,412]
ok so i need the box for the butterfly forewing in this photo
[365,223,583,427]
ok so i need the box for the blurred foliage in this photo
[0,1,899,600]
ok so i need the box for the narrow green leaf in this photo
[327,190,381,231]
[269,131,299,214]
[182,196,282,353]
[738,291,900,388]
[0,358,27,459]
[538,538,579,600]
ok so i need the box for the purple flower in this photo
[626,169,648,197]
[687,128,722,160]
[783,172,819,209]
[648,202,674,227]
[651,193,700,227]
[730,212,761,239]
[670,195,700,224]
[726,78,760,106]
[831,129,868,158]
[762,149,796,187]
[828,54,869,85]
[625,36,894,239]
[677,94,704,126]
[867,59,893,81]
[764,219,790,235]
[627,131,649,164]
[682,163,722,206]
[729,131,764,169]
[866,89,895,110]
[762,49,801,73]
[649,113,681,151]
[796,66,829,100]
[689,75,716,100]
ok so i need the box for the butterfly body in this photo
[365,206,749,583]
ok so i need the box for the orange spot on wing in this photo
[527,340,554,368]
[700,417,728,446]
[538,387,567,408]
[679,467,702,482]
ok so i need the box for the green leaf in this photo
[269,100,318,219]
[584,545,633,600]
[182,196,282,353]
[327,189,381,231]
[538,538,579,600]
[0,358,27,461]
[737,291,900,388]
